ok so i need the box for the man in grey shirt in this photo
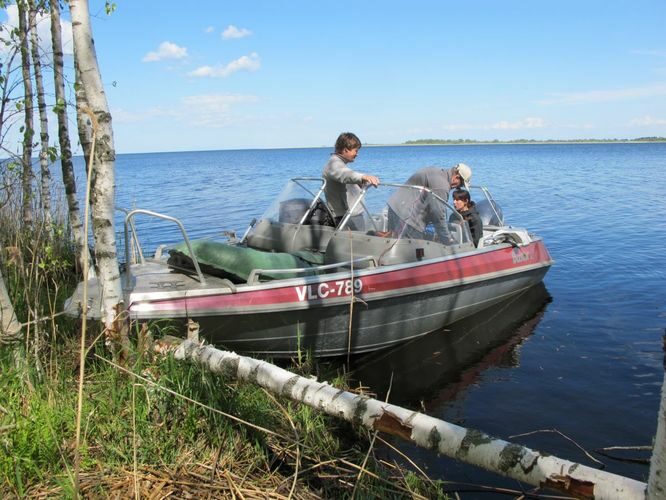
[322,132,379,230]
[387,164,472,242]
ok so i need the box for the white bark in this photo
[0,266,21,342]
[176,340,647,500]
[28,0,52,229]
[70,0,123,333]
[49,0,91,277]
[17,0,34,228]
[647,349,666,498]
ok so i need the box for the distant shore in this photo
[396,137,666,146]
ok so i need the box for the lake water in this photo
[74,143,666,492]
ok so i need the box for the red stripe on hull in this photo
[130,241,552,315]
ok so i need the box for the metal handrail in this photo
[246,255,377,284]
[116,207,145,264]
[339,182,464,230]
[123,209,206,288]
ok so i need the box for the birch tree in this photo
[17,0,34,228]
[50,0,90,274]
[0,266,21,343]
[647,344,666,498]
[70,0,127,356]
[28,0,52,229]
[0,22,23,156]
[176,339,648,500]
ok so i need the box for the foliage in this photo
[0,329,451,498]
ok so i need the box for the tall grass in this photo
[0,180,449,498]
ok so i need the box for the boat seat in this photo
[245,218,335,254]
[167,239,319,284]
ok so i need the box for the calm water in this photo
[75,143,666,490]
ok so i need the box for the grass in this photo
[0,336,451,498]
[0,204,451,498]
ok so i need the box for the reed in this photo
[0,334,451,498]
[0,183,450,497]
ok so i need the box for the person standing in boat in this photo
[450,188,483,247]
[386,163,472,242]
[322,132,380,230]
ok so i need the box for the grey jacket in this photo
[387,166,454,241]
[322,153,365,217]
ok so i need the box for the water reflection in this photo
[347,283,552,408]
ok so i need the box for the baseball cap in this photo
[455,163,472,189]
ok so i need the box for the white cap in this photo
[455,163,472,189]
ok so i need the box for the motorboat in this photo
[65,177,554,358]
[347,282,552,406]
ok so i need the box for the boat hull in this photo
[126,240,552,358]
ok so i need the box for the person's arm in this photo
[361,174,380,186]
[470,212,483,246]
[324,157,379,186]
[427,194,452,243]
[324,158,364,184]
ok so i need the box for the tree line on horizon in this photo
[403,137,666,145]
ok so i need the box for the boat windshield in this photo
[468,186,504,227]
[334,183,467,243]
[257,177,332,225]
[250,178,505,249]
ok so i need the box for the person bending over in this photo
[386,163,473,242]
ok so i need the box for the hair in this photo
[335,132,361,153]
[452,188,475,207]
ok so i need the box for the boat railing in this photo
[122,208,206,287]
[339,182,465,233]
[246,255,377,284]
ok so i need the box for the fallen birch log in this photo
[175,340,646,500]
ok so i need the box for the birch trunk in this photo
[647,338,666,498]
[176,340,647,500]
[17,0,34,228]
[49,0,90,276]
[28,0,52,229]
[70,0,127,357]
[0,267,21,343]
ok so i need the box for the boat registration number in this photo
[295,279,363,301]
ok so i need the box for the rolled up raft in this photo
[167,239,324,283]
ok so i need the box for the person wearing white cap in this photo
[386,163,473,242]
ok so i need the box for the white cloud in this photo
[188,52,260,78]
[113,93,259,128]
[222,25,252,39]
[1,5,73,59]
[204,26,214,34]
[490,117,545,130]
[440,117,545,131]
[631,49,666,58]
[537,84,666,105]
[142,41,188,62]
[182,94,259,127]
[112,106,177,124]
[629,115,666,126]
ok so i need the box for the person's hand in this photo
[361,174,380,187]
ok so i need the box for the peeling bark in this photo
[70,0,127,358]
[0,266,21,342]
[49,0,90,276]
[28,0,52,229]
[176,340,647,500]
[17,0,34,228]
[647,336,666,499]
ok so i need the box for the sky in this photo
[2,0,666,154]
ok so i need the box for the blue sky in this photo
[2,1,666,153]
